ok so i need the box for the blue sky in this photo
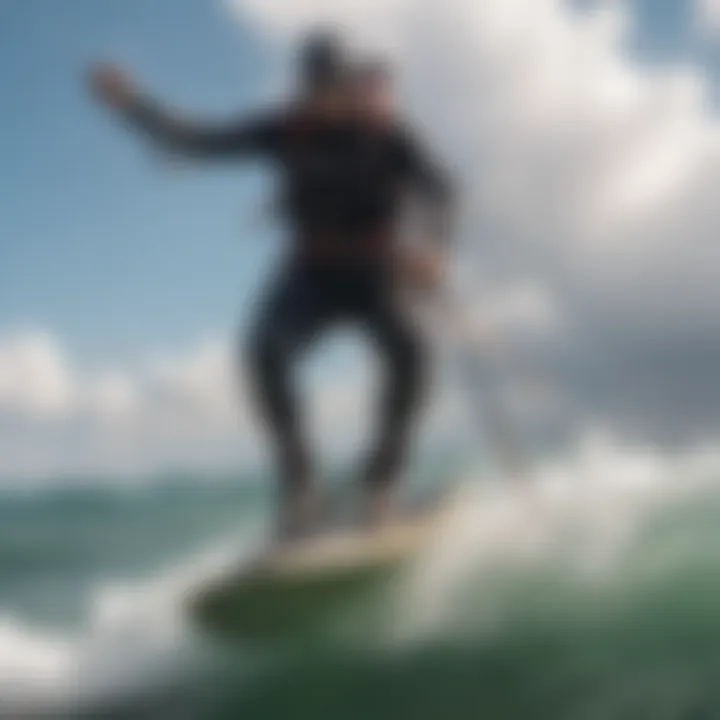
[1,0,716,364]
[0,0,283,363]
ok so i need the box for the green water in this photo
[3,463,720,719]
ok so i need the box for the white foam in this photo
[398,434,720,642]
[0,523,264,712]
[4,436,720,709]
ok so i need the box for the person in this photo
[88,33,455,539]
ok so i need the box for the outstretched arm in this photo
[88,63,280,158]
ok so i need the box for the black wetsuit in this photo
[123,99,453,491]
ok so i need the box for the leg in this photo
[361,290,429,524]
[245,266,332,539]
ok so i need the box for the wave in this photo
[0,522,265,717]
[0,480,263,584]
[2,438,720,718]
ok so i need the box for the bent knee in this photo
[389,329,426,377]
[246,323,287,376]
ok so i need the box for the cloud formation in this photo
[0,330,456,481]
[227,0,720,444]
[697,0,720,35]
[0,332,249,480]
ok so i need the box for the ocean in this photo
[2,444,720,719]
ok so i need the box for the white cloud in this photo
[226,0,720,314]
[224,0,720,443]
[696,0,720,35]
[0,332,75,418]
[83,371,139,424]
[0,331,248,480]
[462,282,563,343]
[144,339,239,426]
[0,329,463,481]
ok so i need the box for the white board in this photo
[189,494,454,641]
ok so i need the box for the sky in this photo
[0,0,278,360]
[2,0,720,480]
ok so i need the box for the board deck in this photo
[189,495,452,641]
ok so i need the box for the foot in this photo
[278,485,322,543]
[361,438,405,529]
[362,483,398,529]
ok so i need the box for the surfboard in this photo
[189,494,452,642]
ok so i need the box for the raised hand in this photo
[88,62,138,111]
[397,245,447,294]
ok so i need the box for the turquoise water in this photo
[2,455,720,719]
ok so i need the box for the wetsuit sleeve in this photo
[121,96,282,158]
[393,126,456,245]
